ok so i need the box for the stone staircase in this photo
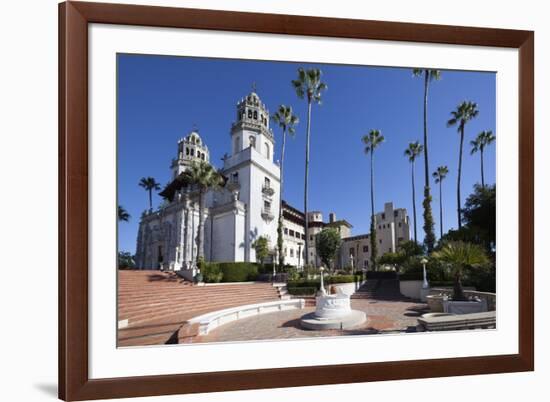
[351,279,379,299]
[118,270,281,347]
[352,279,407,301]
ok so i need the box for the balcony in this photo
[262,185,275,196]
[226,178,240,191]
[261,207,275,221]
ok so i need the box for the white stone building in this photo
[134,90,410,274]
[135,90,280,272]
[341,202,411,271]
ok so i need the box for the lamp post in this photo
[421,257,429,289]
[350,254,355,275]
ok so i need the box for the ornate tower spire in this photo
[171,129,210,178]
[231,89,274,158]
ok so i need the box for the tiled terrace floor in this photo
[196,299,429,343]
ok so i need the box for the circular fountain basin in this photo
[300,291,367,330]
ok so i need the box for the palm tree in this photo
[470,130,495,188]
[404,141,423,244]
[432,166,449,239]
[292,68,327,267]
[447,101,479,228]
[362,129,385,270]
[413,69,441,252]
[431,241,489,301]
[138,177,161,211]
[271,105,299,271]
[118,205,130,222]
[181,161,224,262]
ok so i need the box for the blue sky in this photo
[117,54,496,254]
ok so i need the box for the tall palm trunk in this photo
[196,189,206,260]
[421,71,436,251]
[370,150,375,222]
[480,148,485,188]
[439,179,443,239]
[423,72,430,189]
[370,150,377,270]
[411,161,417,243]
[277,127,287,270]
[453,271,466,301]
[304,99,312,267]
[457,124,465,228]
[148,189,153,211]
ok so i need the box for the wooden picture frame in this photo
[59,1,534,400]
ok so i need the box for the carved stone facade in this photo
[135,90,280,272]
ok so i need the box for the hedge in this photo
[219,262,259,282]
[287,274,359,290]
[199,261,260,282]
[202,262,222,283]
[366,271,397,280]
[287,287,317,296]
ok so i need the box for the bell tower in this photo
[231,87,274,161]
[171,129,210,179]
[221,87,280,263]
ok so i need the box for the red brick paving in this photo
[192,299,429,343]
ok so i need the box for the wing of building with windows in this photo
[134,90,411,275]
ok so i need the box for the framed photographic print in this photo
[59,1,534,400]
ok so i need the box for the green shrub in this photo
[287,275,358,290]
[287,287,317,296]
[257,263,274,275]
[219,262,259,282]
[366,271,397,280]
[285,266,300,281]
[287,279,319,289]
[202,262,223,283]
[400,258,448,282]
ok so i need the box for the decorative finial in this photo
[192,122,199,132]
[251,81,257,93]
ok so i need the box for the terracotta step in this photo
[121,296,279,324]
[117,287,277,301]
[118,290,278,309]
[117,271,283,346]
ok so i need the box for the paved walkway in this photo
[194,299,429,343]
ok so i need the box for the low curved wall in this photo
[188,299,306,335]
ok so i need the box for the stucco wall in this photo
[400,280,423,300]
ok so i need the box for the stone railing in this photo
[262,185,275,196]
[261,207,275,221]
[429,288,496,311]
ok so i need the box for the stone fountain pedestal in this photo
[300,288,367,330]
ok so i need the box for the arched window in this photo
[248,109,252,119]
[253,110,258,120]
[249,136,256,149]
[234,137,240,154]
[264,143,270,159]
